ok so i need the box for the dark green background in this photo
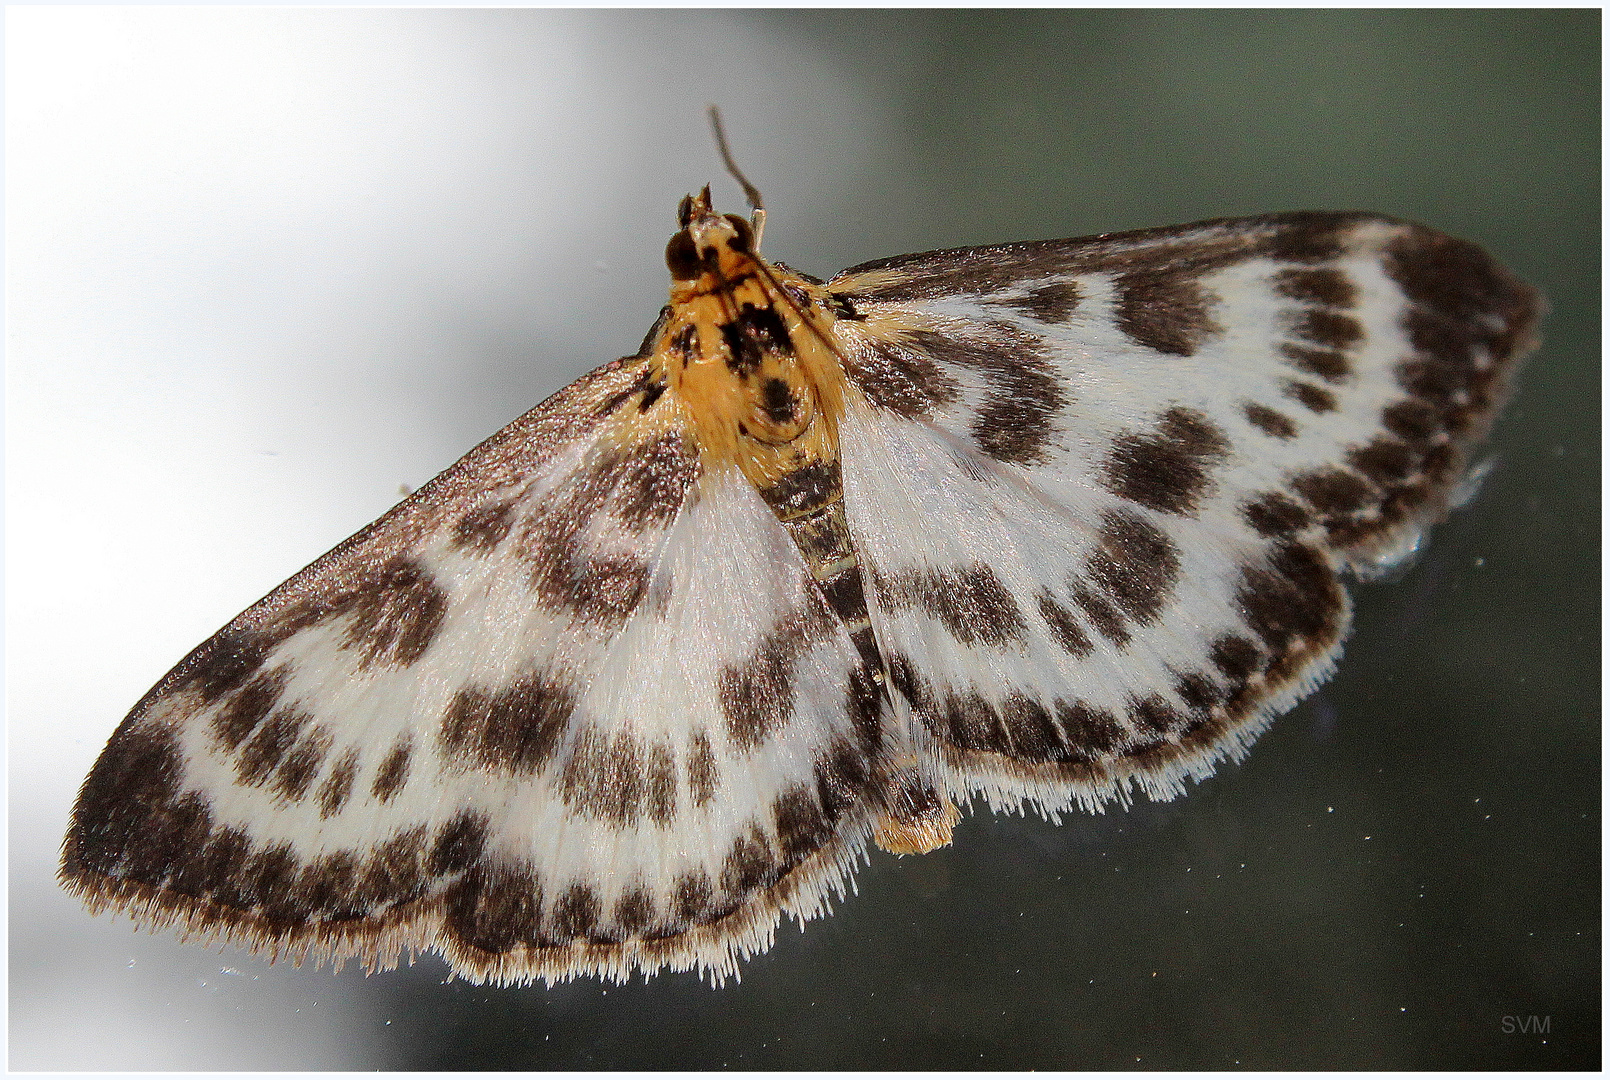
[14,8,1598,1070]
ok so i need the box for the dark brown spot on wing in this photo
[1036,590,1093,658]
[1103,406,1230,515]
[442,672,576,775]
[721,822,778,896]
[990,281,1082,323]
[1264,213,1353,263]
[294,852,363,922]
[1130,694,1183,734]
[1347,436,1417,486]
[317,749,359,818]
[1174,672,1222,715]
[167,825,247,909]
[773,784,831,864]
[1280,343,1350,383]
[814,736,871,821]
[936,686,999,751]
[451,500,517,552]
[177,628,278,706]
[1243,402,1298,440]
[612,886,655,937]
[551,882,601,940]
[62,721,186,881]
[371,737,412,803]
[1000,692,1063,760]
[212,667,289,751]
[1274,267,1358,308]
[1234,542,1343,666]
[719,606,836,751]
[358,825,429,909]
[1085,509,1180,624]
[612,433,699,532]
[274,556,448,671]
[1242,491,1313,537]
[535,554,649,630]
[444,863,545,954]
[1292,467,1375,516]
[843,335,963,420]
[672,869,712,924]
[887,652,937,729]
[1381,399,1440,443]
[1383,224,1540,367]
[877,562,1027,647]
[271,723,331,802]
[236,708,309,787]
[1071,584,1129,647]
[428,811,489,877]
[341,558,448,668]
[908,325,1066,465]
[646,741,676,825]
[1115,267,1221,356]
[241,844,303,928]
[166,822,250,910]
[519,450,664,629]
[560,724,650,827]
[1055,700,1123,759]
[688,731,718,808]
[1287,308,1363,352]
[718,653,793,753]
[1282,379,1336,414]
[1210,633,1264,687]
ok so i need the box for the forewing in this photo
[827,212,1539,810]
[61,357,882,985]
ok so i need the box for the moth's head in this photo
[665,185,759,281]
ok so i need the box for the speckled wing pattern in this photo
[826,212,1538,812]
[62,203,1538,987]
[61,357,884,985]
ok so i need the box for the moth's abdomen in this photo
[760,461,880,675]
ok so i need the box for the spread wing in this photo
[825,212,1539,811]
[61,356,884,986]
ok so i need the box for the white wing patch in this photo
[63,204,1538,987]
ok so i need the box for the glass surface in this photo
[9,8,1597,1069]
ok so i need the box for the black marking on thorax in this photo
[720,303,792,375]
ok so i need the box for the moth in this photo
[62,114,1540,987]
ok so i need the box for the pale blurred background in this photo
[9,8,1597,1069]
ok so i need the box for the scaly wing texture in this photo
[826,212,1539,812]
[61,356,884,985]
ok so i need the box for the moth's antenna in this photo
[708,106,765,248]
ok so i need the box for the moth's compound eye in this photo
[666,231,702,280]
[723,214,755,253]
